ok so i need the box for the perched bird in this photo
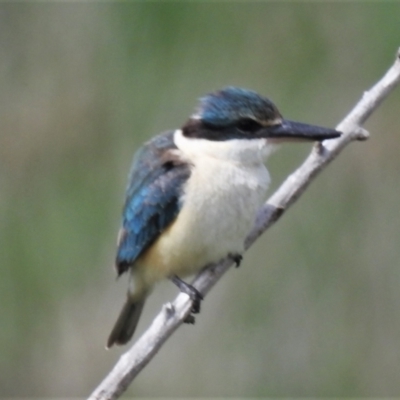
[107,87,340,348]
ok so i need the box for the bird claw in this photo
[229,253,243,267]
[184,314,196,324]
[171,275,203,317]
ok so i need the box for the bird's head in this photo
[178,87,340,162]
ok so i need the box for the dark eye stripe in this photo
[236,118,262,133]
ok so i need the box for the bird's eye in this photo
[236,118,262,133]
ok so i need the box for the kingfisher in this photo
[107,87,340,348]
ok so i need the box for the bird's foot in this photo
[183,314,196,324]
[229,253,243,268]
[170,275,203,318]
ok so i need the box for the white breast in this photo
[139,130,271,279]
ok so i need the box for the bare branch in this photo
[88,48,400,400]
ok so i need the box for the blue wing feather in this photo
[115,131,190,275]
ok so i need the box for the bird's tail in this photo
[106,295,146,349]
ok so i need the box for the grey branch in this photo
[88,48,400,400]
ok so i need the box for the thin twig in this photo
[88,48,400,400]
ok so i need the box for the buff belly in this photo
[135,155,270,288]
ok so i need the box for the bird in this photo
[106,87,341,348]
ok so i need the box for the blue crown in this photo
[194,87,278,127]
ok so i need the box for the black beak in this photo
[264,119,341,142]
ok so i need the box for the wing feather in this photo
[115,131,190,276]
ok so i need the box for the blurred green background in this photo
[1,2,400,398]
